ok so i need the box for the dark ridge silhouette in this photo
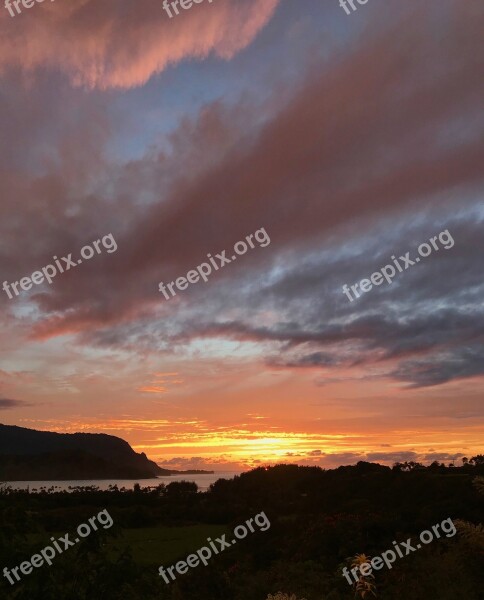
[0,424,213,480]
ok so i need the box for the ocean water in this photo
[3,471,241,493]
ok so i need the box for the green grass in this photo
[109,523,229,565]
[25,522,229,567]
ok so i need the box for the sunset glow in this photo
[0,0,482,476]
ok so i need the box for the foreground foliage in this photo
[0,459,483,599]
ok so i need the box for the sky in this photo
[0,0,483,472]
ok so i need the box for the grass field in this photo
[108,523,229,566]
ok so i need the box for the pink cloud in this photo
[25,3,484,340]
[0,0,280,89]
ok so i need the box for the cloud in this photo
[0,0,280,89]
[270,352,339,368]
[157,455,247,472]
[298,450,470,468]
[0,397,31,410]
[22,3,482,345]
[422,452,464,462]
[365,451,418,463]
[0,1,482,393]
[390,346,484,388]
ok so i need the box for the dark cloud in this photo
[269,352,339,368]
[366,451,418,463]
[0,398,30,410]
[391,346,484,388]
[295,450,476,468]
[422,453,464,462]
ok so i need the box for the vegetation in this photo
[0,459,483,599]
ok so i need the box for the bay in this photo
[3,471,242,493]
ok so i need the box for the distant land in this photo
[0,424,213,480]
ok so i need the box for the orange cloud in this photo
[138,372,183,394]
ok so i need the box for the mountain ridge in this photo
[0,424,213,480]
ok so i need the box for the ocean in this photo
[3,471,242,493]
